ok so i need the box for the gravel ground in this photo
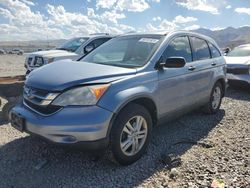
[0,87,249,188]
[0,54,26,76]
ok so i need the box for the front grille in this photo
[23,85,61,115]
[24,98,61,115]
[227,68,249,74]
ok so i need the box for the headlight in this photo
[52,84,110,106]
[34,57,44,67]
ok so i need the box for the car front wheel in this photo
[110,103,152,165]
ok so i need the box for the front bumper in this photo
[227,73,250,84]
[11,104,113,147]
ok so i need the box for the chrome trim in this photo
[23,95,53,106]
[23,100,62,117]
[29,93,59,101]
[23,85,59,107]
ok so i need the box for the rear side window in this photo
[163,36,192,63]
[191,37,210,61]
[208,42,221,58]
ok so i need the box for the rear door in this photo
[185,36,215,105]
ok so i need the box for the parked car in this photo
[224,44,250,85]
[24,34,112,74]
[11,31,226,165]
[9,49,24,55]
[0,49,6,55]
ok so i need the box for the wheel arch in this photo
[215,77,226,97]
[107,95,158,137]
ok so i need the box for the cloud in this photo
[116,0,150,12]
[151,0,160,3]
[211,27,225,31]
[175,0,219,14]
[152,16,161,21]
[101,10,126,24]
[96,0,117,9]
[184,24,200,30]
[0,0,135,40]
[146,23,158,31]
[0,7,14,19]
[147,15,197,32]
[147,19,178,31]
[0,0,45,26]
[173,15,197,24]
[96,0,150,12]
[226,5,231,9]
[20,0,35,6]
[235,7,250,15]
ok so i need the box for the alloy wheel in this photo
[120,115,148,156]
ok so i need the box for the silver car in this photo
[224,44,250,85]
[11,31,226,165]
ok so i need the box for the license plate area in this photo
[11,112,25,132]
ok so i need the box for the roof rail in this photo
[90,33,110,36]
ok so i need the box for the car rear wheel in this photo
[203,82,223,114]
[110,103,152,165]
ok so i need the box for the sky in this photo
[0,0,250,41]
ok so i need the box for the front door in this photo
[157,36,193,117]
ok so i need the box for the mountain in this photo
[193,26,250,48]
[0,39,66,53]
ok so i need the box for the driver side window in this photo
[162,36,192,63]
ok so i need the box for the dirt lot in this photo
[0,54,26,76]
[0,55,249,188]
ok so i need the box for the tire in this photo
[203,82,223,114]
[110,103,152,165]
[2,101,16,122]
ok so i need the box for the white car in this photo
[25,34,112,74]
[9,49,24,55]
[224,44,250,85]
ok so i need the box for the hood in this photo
[29,50,78,58]
[26,60,137,91]
[224,56,250,65]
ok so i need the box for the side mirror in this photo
[163,57,186,68]
[84,44,95,54]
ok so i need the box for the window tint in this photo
[56,37,88,52]
[191,37,211,61]
[208,42,221,58]
[92,40,128,63]
[163,36,192,63]
[91,38,111,48]
[82,36,162,68]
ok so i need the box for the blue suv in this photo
[11,31,226,165]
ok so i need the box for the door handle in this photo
[211,62,217,66]
[188,66,196,71]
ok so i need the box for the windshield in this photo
[81,35,163,68]
[227,46,250,57]
[56,37,88,52]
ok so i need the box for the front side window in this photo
[56,37,88,52]
[82,35,163,68]
[227,46,250,57]
[163,36,192,63]
[208,42,221,58]
[191,37,211,61]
